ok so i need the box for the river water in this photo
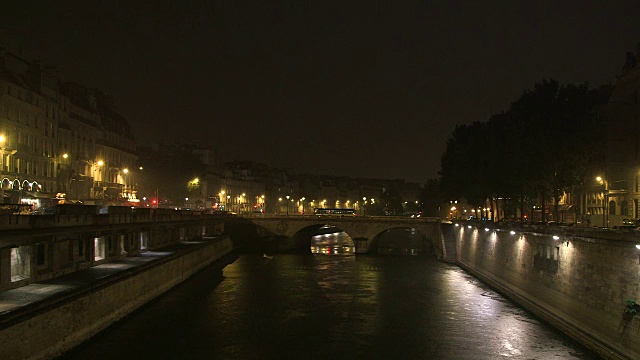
[60,230,599,360]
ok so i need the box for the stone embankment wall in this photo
[448,224,640,359]
[0,237,232,360]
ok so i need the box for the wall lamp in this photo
[553,235,569,246]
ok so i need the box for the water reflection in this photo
[310,231,355,255]
[60,253,598,360]
[377,228,423,255]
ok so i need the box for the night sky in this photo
[2,1,640,183]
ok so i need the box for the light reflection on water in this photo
[60,251,599,360]
[310,228,424,255]
[310,231,355,255]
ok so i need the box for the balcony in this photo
[93,181,124,190]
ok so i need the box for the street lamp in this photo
[362,197,367,216]
[120,168,130,201]
[596,176,608,227]
[300,197,305,214]
[92,160,105,199]
[219,190,226,210]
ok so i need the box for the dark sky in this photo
[2,1,640,183]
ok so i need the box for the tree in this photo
[438,79,610,222]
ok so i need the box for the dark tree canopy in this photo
[439,79,610,220]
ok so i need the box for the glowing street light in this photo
[596,176,608,227]
[285,195,290,215]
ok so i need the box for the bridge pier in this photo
[353,238,371,254]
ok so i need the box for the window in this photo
[77,238,84,256]
[36,243,46,266]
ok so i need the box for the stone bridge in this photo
[239,214,443,254]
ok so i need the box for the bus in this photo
[314,208,356,216]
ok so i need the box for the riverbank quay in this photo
[444,222,640,359]
[0,235,233,360]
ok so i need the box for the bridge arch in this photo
[242,215,442,255]
[372,227,431,255]
[288,223,356,254]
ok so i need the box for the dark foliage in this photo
[439,79,610,220]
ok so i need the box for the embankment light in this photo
[455,223,460,227]
[510,231,516,235]
[467,225,472,229]
[636,244,640,250]
[485,228,490,232]
[553,235,560,240]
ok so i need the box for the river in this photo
[60,230,599,360]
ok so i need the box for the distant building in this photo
[0,52,137,209]
[0,54,62,208]
[601,42,640,221]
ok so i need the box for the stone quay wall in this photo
[0,236,232,360]
[448,223,640,359]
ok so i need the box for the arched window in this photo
[609,200,617,215]
[621,200,629,216]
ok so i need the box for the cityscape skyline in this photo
[2,2,640,183]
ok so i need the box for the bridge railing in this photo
[239,213,438,221]
[0,211,235,230]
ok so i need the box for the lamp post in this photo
[188,177,200,209]
[121,168,129,201]
[219,190,226,211]
[596,176,608,228]
[286,195,290,215]
[300,197,305,214]
[362,197,367,216]
[61,153,78,201]
[92,160,104,199]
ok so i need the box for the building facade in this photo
[0,52,137,210]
